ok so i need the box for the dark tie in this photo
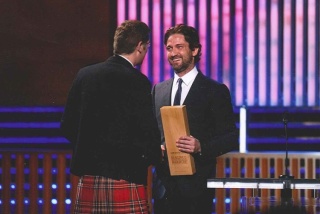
[173,78,183,105]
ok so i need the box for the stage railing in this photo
[0,150,78,214]
[215,152,320,214]
[0,149,154,214]
[1,150,320,214]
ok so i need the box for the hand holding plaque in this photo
[160,105,196,176]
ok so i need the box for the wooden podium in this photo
[160,106,196,176]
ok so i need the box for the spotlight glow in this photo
[51,199,57,204]
[65,199,71,204]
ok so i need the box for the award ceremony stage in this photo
[0,106,320,213]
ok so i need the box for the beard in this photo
[169,54,194,74]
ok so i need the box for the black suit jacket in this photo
[61,55,161,185]
[152,71,238,197]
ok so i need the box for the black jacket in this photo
[152,72,239,197]
[61,55,162,185]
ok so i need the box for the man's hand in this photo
[176,135,201,154]
[160,145,166,157]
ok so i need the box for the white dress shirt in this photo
[171,67,198,106]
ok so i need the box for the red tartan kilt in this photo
[74,175,149,214]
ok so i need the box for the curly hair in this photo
[164,24,202,63]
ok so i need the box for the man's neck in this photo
[118,54,135,67]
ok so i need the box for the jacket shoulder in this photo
[154,78,172,89]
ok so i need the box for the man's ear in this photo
[136,41,144,53]
[192,47,199,57]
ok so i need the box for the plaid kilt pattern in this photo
[74,175,149,214]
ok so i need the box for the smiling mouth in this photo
[171,58,181,63]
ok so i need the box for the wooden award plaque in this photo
[160,105,196,176]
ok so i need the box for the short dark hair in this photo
[164,24,202,63]
[113,20,150,55]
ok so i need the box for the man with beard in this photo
[152,24,239,214]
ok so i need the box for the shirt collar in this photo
[117,54,134,67]
[173,67,198,86]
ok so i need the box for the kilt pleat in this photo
[74,175,149,214]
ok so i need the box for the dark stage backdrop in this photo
[0,1,117,106]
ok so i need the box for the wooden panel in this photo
[275,158,284,198]
[29,154,39,214]
[260,158,269,198]
[291,158,299,200]
[70,174,79,213]
[306,158,314,198]
[216,157,225,178]
[15,154,24,214]
[2,153,11,214]
[231,157,240,213]
[245,158,254,197]
[43,154,52,213]
[57,154,66,214]
[216,157,226,214]
[260,158,269,213]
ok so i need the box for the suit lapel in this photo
[158,79,173,106]
[183,72,206,105]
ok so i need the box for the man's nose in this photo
[169,48,177,56]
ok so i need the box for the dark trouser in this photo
[153,188,214,214]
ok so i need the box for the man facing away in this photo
[152,24,239,214]
[61,20,162,214]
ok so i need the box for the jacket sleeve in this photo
[60,77,81,145]
[129,78,162,166]
[196,84,239,163]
